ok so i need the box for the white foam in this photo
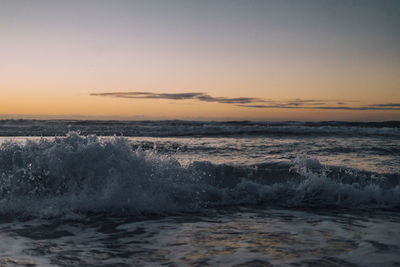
[0,133,399,217]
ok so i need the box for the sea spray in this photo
[0,132,399,217]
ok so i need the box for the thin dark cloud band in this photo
[90,91,400,111]
[90,92,266,104]
[369,103,400,107]
[237,105,400,111]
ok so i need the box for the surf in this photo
[0,132,399,217]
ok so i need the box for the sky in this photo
[1,0,399,121]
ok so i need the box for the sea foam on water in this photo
[0,132,399,218]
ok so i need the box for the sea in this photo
[0,120,399,266]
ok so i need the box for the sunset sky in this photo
[1,0,399,121]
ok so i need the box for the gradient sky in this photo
[1,0,399,121]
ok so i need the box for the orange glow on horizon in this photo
[1,1,399,121]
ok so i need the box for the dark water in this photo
[0,120,399,266]
[1,208,399,266]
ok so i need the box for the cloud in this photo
[90,92,204,100]
[368,103,400,107]
[237,104,400,111]
[196,95,264,104]
[90,91,400,111]
[90,91,265,104]
[314,106,399,110]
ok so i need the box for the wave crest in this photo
[0,133,399,217]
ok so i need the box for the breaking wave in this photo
[0,132,399,217]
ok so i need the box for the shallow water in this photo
[1,208,399,266]
[0,120,399,266]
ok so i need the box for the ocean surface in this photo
[0,120,399,266]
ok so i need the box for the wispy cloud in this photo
[90,92,266,104]
[91,92,204,100]
[368,103,400,107]
[237,104,400,111]
[90,91,400,111]
[315,106,400,110]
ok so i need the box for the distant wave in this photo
[0,132,399,217]
[0,120,399,137]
